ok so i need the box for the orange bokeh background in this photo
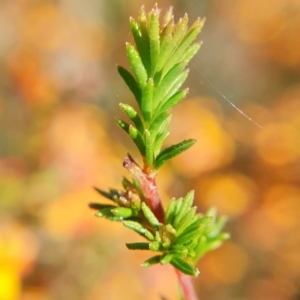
[1,0,300,299]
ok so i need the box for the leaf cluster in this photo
[116,5,204,170]
[91,188,229,276]
[90,177,144,222]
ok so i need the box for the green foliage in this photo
[130,190,228,277]
[90,181,142,221]
[118,5,204,169]
[91,187,229,276]
[194,207,230,259]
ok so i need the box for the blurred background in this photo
[0,0,300,299]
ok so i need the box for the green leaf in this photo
[175,225,201,246]
[176,212,199,237]
[172,244,189,257]
[149,6,160,75]
[153,131,170,158]
[204,208,228,238]
[160,253,173,265]
[126,242,150,250]
[141,202,160,228]
[116,118,130,133]
[116,119,145,155]
[205,207,217,220]
[149,111,170,140]
[119,103,144,132]
[93,187,119,202]
[163,18,204,72]
[209,234,230,250]
[122,177,133,190]
[170,256,199,276]
[153,62,184,110]
[183,239,199,254]
[132,178,142,193]
[88,203,116,210]
[123,220,154,241]
[137,6,151,75]
[129,125,146,155]
[141,78,154,124]
[145,129,154,166]
[155,139,196,169]
[156,19,174,73]
[173,190,195,227]
[126,42,148,89]
[117,66,141,106]
[157,88,188,114]
[173,197,184,217]
[160,70,189,107]
[182,42,202,66]
[164,198,177,225]
[194,232,230,260]
[141,255,161,267]
[95,208,123,221]
[149,240,160,251]
[153,115,171,157]
[207,216,228,238]
[176,217,210,242]
[170,14,189,44]
[111,207,134,219]
[162,6,173,29]
[130,17,151,75]
[160,14,188,75]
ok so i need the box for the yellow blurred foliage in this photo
[43,102,122,189]
[231,0,300,67]
[201,241,249,285]
[234,0,287,44]
[255,123,300,166]
[197,173,255,216]
[170,99,235,177]
[263,185,300,229]
[0,223,38,300]
[0,267,20,300]
[44,187,102,237]
[7,49,56,105]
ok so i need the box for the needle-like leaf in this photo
[119,103,144,132]
[170,256,199,277]
[117,66,142,106]
[126,42,148,89]
[149,5,160,75]
[141,255,161,267]
[155,139,196,169]
[126,242,150,250]
[141,79,154,124]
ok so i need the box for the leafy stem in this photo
[90,5,229,300]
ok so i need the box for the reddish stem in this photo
[175,269,199,300]
[123,154,164,222]
[123,153,199,300]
